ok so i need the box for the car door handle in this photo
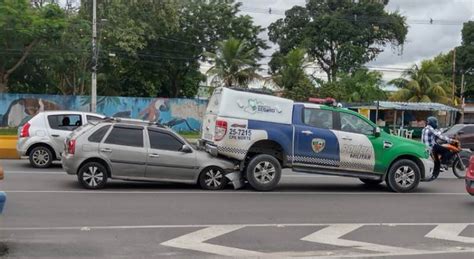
[342,137,352,141]
[149,153,160,158]
[301,130,313,135]
[100,148,112,153]
[51,134,60,137]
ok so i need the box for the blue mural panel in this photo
[0,93,208,132]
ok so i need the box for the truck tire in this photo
[386,159,420,193]
[246,154,281,191]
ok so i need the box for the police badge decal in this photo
[312,138,326,153]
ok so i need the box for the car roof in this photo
[38,110,105,117]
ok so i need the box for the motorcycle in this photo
[432,137,471,179]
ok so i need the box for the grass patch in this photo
[0,128,17,135]
[178,131,200,139]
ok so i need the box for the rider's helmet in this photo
[427,116,438,129]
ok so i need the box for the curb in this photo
[0,136,19,159]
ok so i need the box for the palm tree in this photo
[272,48,315,101]
[206,38,260,87]
[390,60,452,104]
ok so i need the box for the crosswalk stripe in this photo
[425,223,474,243]
[301,224,426,254]
[160,225,265,257]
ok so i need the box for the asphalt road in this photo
[0,159,473,258]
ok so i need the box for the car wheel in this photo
[198,166,229,190]
[29,146,53,168]
[386,159,421,193]
[359,178,383,186]
[246,154,281,191]
[77,162,108,189]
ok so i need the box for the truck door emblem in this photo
[312,138,326,153]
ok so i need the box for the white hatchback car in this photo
[17,111,105,168]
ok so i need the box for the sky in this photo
[237,0,474,82]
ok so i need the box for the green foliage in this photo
[206,38,260,87]
[272,48,316,101]
[0,0,67,92]
[268,0,407,82]
[318,69,386,102]
[389,61,452,104]
[456,21,474,98]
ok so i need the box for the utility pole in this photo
[452,48,456,104]
[461,71,465,123]
[91,0,97,112]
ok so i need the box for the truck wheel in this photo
[386,159,420,193]
[359,178,383,186]
[246,154,281,191]
[29,146,53,168]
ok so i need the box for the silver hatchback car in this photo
[62,118,237,190]
[17,111,105,168]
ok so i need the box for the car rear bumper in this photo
[61,153,78,175]
[16,137,28,156]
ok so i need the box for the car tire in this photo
[246,154,281,191]
[77,162,108,190]
[386,159,421,193]
[359,178,383,186]
[198,166,229,190]
[29,146,53,168]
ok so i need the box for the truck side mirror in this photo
[374,127,381,137]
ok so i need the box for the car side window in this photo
[48,114,82,131]
[148,130,183,152]
[87,115,103,122]
[88,125,111,143]
[304,108,333,129]
[340,112,374,135]
[104,127,144,147]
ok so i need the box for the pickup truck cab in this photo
[199,87,433,192]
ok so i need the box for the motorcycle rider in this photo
[421,116,455,181]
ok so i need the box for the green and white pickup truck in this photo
[200,87,434,192]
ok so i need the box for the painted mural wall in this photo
[0,93,208,132]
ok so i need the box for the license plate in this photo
[204,133,213,140]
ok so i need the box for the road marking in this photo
[161,225,265,257]
[301,224,424,254]
[1,223,473,231]
[5,171,64,174]
[0,190,467,195]
[425,223,474,243]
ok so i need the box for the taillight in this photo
[20,122,31,138]
[467,156,474,178]
[214,120,227,141]
[68,139,76,155]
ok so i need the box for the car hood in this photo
[194,149,236,170]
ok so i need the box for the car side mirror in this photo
[180,145,192,153]
[374,127,381,137]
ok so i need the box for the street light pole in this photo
[461,71,465,124]
[91,0,97,112]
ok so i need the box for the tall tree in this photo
[455,21,474,98]
[390,61,451,104]
[272,48,316,101]
[206,38,260,87]
[268,0,407,82]
[0,0,67,92]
